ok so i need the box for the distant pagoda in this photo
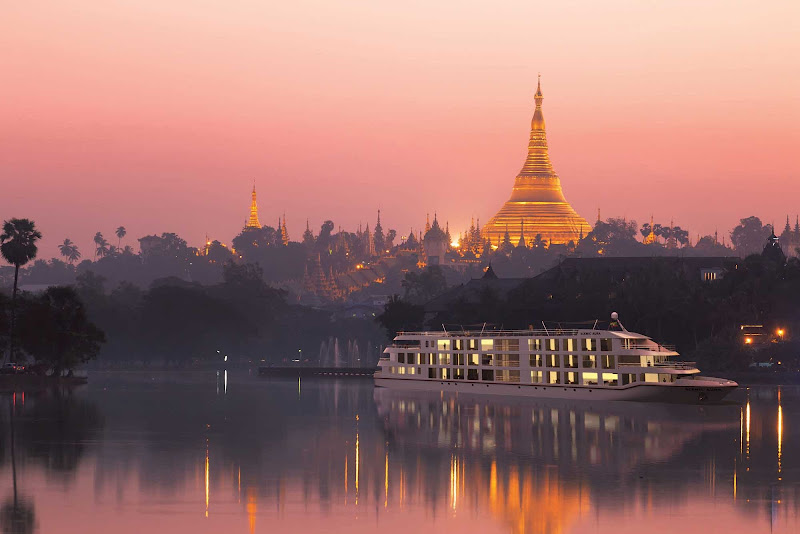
[483,76,590,246]
[245,185,261,229]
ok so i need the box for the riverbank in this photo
[0,374,88,391]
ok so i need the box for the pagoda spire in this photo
[517,218,526,248]
[281,212,289,245]
[483,77,589,246]
[246,184,261,229]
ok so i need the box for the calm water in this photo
[0,371,797,534]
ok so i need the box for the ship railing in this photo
[618,361,697,370]
[389,343,424,349]
[397,329,584,337]
[626,343,677,352]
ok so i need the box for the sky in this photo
[1,1,799,258]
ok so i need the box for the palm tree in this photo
[115,226,126,249]
[0,219,42,363]
[58,238,81,264]
[93,232,104,259]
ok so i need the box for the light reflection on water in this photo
[0,372,797,533]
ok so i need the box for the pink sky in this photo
[1,1,799,258]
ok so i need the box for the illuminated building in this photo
[246,185,261,229]
[423,214,448,266]
[483,76,591,246]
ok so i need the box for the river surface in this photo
[0,371,797,534]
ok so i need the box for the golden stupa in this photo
[483,76,590,246]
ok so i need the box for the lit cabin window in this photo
[565,338,579,351]
[600,338,613,351]
[529,338,542,351]
[602,373,618,386]
[582,372,598,385]
[481,339,494,351]
[546,338,559,351]
[437,339,450,351]
[584,338,598,351]
[531,370,543,383]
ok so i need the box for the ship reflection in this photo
[375,389,739,534]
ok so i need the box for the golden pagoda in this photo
[483,76,590,246]
[246,185,261,229]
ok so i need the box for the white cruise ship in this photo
[375,313,738,403]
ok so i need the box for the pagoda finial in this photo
[246,184,261,229]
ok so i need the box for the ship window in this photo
[600,338,613,351]
[481,339,494,351]
[547,371,560,384]
[496,354,520,367]
[565,338,579,352]
[396,367,405,375]
[440,368,450,380]
[530,354,543,367]
[531,370,543,383]
[582,354,597,368]
[468,353,479,366]
[468,339,478,350]
[389,367,395,374]
[584,338,598,351]
[564,354,579,368]
[564,372,579,385]
[428,368,436,379]
[453,368,465,379]
[467,369,479,380]
[529,338,542,351]
[416,353,423,365]
[644,373,658,383]
[497,339,520,351]
[427,354,435,365]
[453,339,463,351]
[481,369,494,381]
[437,339,450,351]
[582,372,598,386]
[602,373,619,386]
[546,354,560,368]
[453,353,465,366]
[546,338,559,351]
[438,354,451,365]
[621,373,636,385]
[482,354,494,366]
[601,355,615,369]
[496,370,521,383]
[397,353,405,363]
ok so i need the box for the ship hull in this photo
[373,376,736,404]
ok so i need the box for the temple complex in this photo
[483,77,590,246]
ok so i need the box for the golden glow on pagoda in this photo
[483,76,591,245]
[246,185,261,229]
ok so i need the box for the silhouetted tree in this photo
[731,216,771,257]
[0,219,42,363]
[17,286,105,375]
[58,239,80,264]
[401,266,447,304]
[115,226,126,249]
[377,295,424,338]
